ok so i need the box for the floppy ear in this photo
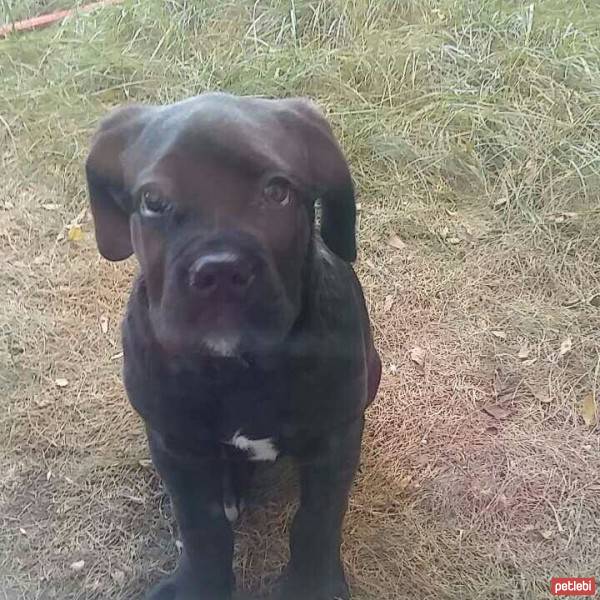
[85,104,155,261]
[285,99,357,262]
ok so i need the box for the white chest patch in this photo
[229,431,279,462]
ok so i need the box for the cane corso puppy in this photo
[85,92,381,600]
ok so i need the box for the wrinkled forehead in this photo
[121,96,309,192]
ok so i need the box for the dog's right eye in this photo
[140,190,172,217]
[263,178,292,207]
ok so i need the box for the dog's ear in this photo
[285,99,357,262]
[85,104,155,261]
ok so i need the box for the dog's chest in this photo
[168,359,290,460]
[217,381,285,461]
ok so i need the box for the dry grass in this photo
[1,1,600,599]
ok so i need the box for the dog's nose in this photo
[188,251,254,297]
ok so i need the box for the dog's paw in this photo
[272,587,349,600]
[271,569,349,600]
[146,576,176,600]
[223,488,245,523]
[145,571,231,600]
[222,455,254,523]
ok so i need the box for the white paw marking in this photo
[224,502,239,523]
[229,431,278,462]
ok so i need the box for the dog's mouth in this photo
[186,303,245,357]
[149,296,294,359]
[150,303,240,356]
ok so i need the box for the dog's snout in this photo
[188,251,254,297]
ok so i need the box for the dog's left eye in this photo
[263,179,291,207]
[140,190,172,217]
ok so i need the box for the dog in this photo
[85,92,381,600]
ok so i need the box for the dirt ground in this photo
[1,1,599,599]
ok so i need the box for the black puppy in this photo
[85,93,381,600]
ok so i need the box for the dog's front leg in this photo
[278,418,364,600]
[146,429,234,600]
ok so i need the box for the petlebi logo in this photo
[551,578,596,596]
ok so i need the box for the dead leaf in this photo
[494,369,522,404]
[398,475,413,489]
[547,212,579,224]
[409,346,426,367]
[387,235,407,251]
[539,529,554,541]
[432,7,446,21]
[414,455,430,466]
[494,179,510,208]
[54,378,69,388]
[100,315,109,334]
[524,159,537,185]
[559,338,572,356]
[70,560,85,571]
[482,404,511,420]
[531,387,552,404]
[111,570,125,585]
[581,393,597,427]
[518,345,530,360]
[383,295,394,312]
[491,330,507,340]
[496,493,509,510]
[67,225,83,242]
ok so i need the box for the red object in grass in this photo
[0,0,124,38]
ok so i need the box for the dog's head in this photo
[85,93,356,356]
